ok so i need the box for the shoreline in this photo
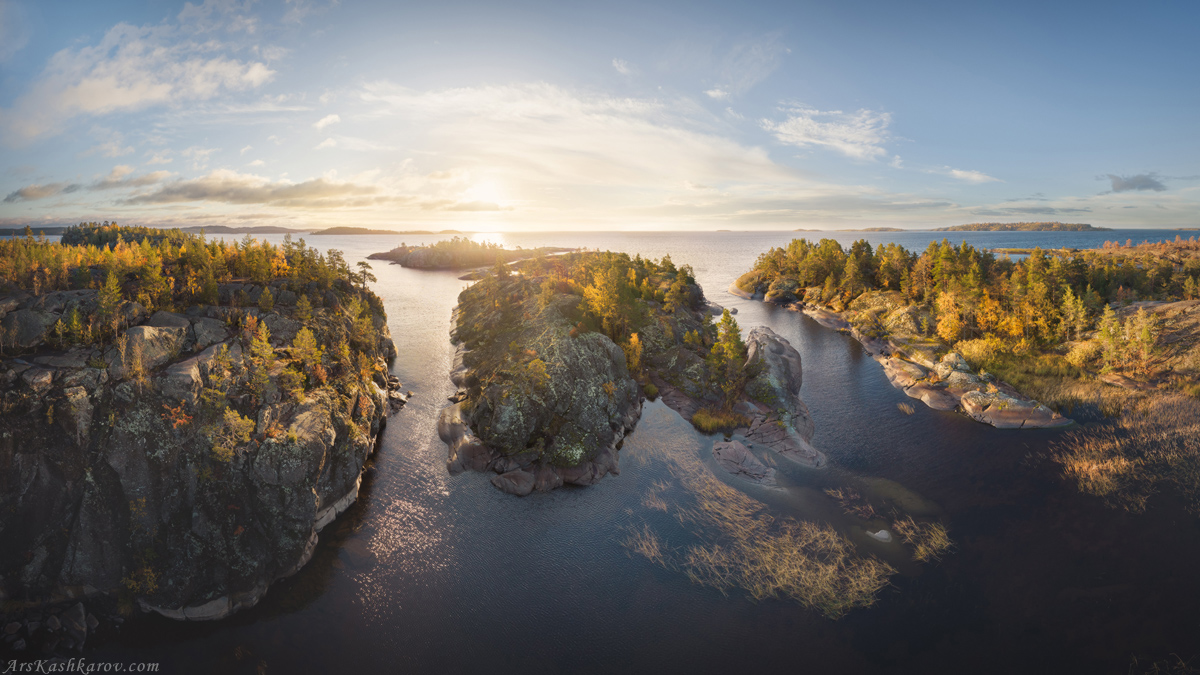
[730,282,1071,430]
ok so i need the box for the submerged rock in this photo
[491,470,537,496]
[712,440,777,486]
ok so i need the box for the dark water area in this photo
[79,230,1200,674]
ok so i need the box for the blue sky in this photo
[0,0,1196,230]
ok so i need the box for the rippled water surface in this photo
[94,230,1200,674]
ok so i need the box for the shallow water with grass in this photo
[82,230,1200,674]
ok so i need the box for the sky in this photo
[0,0,1197,231]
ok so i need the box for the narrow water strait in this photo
[93,230,1200,674]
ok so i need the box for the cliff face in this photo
[0,280,401,620]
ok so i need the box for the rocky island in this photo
[0,224,403,631]
[435,250,824,496]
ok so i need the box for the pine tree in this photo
[295,294,313,321]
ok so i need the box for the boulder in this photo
[534,465,563,492]
[108,325,186,379]
[867,529,893,543]
[490,470,536,496]
[960,390,1071,429]
[1,309,58,348]
[905,382,959,411]
[20,367,53,393]
[262,313,302,346]
[192,317,229,349]
[802,306,852,331]
[712,440,777,486]
[880,357,927,389]
[148,311,191,330]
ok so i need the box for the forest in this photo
[743,235,1200,389]
[1,221,376,350]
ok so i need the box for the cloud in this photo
[315,137,337,149]
[359,81,801,194]
[4,182,82,203]
[762,107,892,160]
[0,0,31,63]
[0,21,274,142]
[121,169,378,207]
[1103,173,1167,192]
[971,206,1091,216]
[145,151,173,165]
[313,113,341,130]
[240,145,253,155]
[83,140,135,157]
[89,165,173,190]
[247,159,265,167]
[944,167,1001,184]
[712,33,788,97]
[183,145,218,169]
[612,59,632,75]
[177,0,258,34]
[705,89,730,100]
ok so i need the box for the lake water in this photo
[88,229,1200,674]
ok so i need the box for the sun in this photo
[463,180,506,205]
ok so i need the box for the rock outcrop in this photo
[0,283,402,621]
[786,294,1072,429]
[734,327,825,467]
[442,276,641,495]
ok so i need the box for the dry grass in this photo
[622,524,667,565]
[824,488,879,520]
[896,402,916,415]
[1054,394,1200,512]
[626,446,895,619]
[891,516,953,562]
[691,407,751,434]
[1128,654,1200,675]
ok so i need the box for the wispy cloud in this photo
[4,182,82,203]
[762,106,892,160]
[705,88,730,100]
[89,165,173,190]
[121,169,378,207]
[712,32,788,97]
[145,151,173,165]
[83,140,135,158]
[612,58,632,75]
[313,113,341,129]
[929,166,1001,184]
[1103,172,1167,193]
[315,137,337,149]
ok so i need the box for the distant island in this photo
[0,226,69,237]
[933,222,1108,232]
[369,237,572,270]
[311,227,465,236]
[179,225,300,234]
